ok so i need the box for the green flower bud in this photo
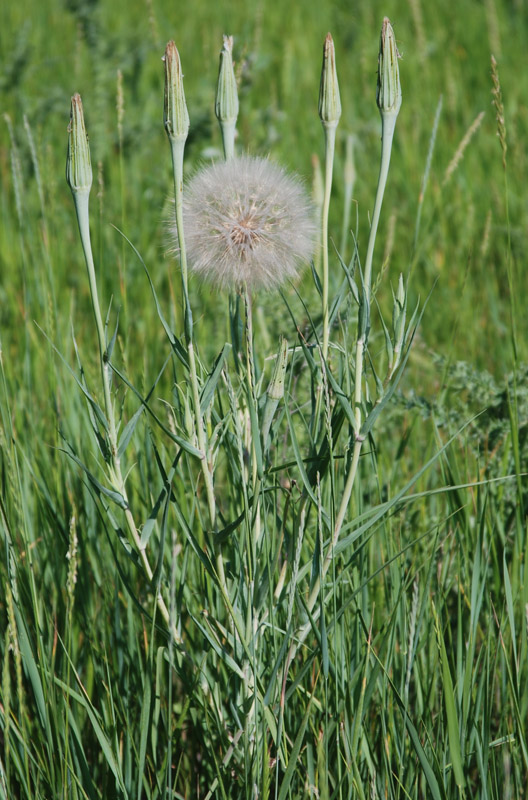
[163,41,190,142]
[377,18,402,118]
[66,94,92,196]
[318,33,341,129]
[215,35,239,125]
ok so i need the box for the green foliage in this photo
[1,0,528,798]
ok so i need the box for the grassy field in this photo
[1,0,527,797]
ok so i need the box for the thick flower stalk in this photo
[176,155,315,292]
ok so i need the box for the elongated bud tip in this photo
[66,94,92,195]
[215,34,239,124]
[163,40,190,141]
[377,17,402,117]
[319,33,341,128]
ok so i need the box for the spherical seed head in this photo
[163,41,189,141]
[66,94,92,195]
[178,156,316,292]
[319,33,341,128]
[377,18,402,117]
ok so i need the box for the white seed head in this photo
[176,155,316,292]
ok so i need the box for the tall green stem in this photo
[321,125,337,361]
[169,138,217,532]
[73,192,119,469]
[363,113,396,298]
[73,191,181,643]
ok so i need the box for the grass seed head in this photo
[176,155,316,292]
[66,94,92,195]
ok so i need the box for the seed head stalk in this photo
[67,95,181,643]
[164,42,218,535]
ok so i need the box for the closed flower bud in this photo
[163,41,190,142]
[377,18,402,118]
[66,94,92,195]
[318,33,341,129]
[215,35,239,125]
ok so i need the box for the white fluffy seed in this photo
[174,155,316,292]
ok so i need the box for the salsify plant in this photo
[58,19,435,796]
[13,16,480,799]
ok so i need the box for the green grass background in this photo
[1,0,527,797]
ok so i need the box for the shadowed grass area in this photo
[1,0,527,798]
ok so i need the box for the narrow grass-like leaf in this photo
[12,604,49,735]
[59,449,128,509]
[136,670,152,800]
[110,361,203,458]
[55,678,127,794]
[432,602,466,789]
[111,224,189,369]
[200,343,231,414]
[277,687,316,800]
